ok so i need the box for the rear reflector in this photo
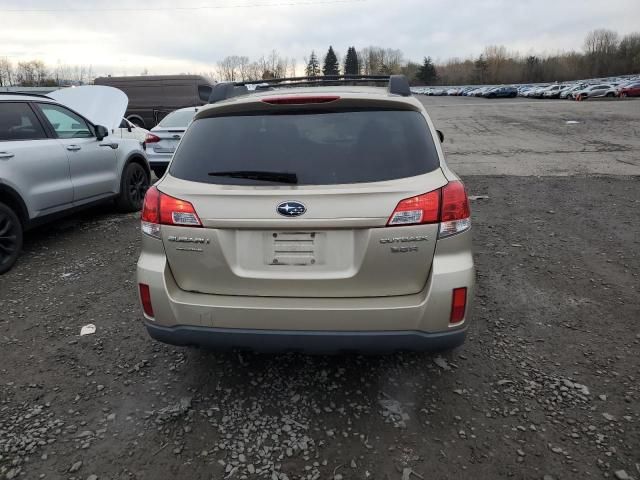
[387,190,440,226]
[261,96,340,105]
[139,283,154,317]
[450,287,467,324]
[141,186,202,238]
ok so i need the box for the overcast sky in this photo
[0,0,637,76]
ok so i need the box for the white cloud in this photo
[0,0,637,75]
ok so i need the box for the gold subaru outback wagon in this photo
[136,75,474,353]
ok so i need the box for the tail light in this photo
[387,181,471,238]
[144,133,161,143]
[450,287,467,323]
[139,283,154,318]
[141,186,202,238]
[439,181,471,238]
[387,190,440,226]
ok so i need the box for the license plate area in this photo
[266,232,322,266]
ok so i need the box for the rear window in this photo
[157,109,196,128]
[169,110,440,185]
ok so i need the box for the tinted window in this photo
[0,102,47,141]
[38,104,93,139]
[170,110,440,185]
[157,109,197,128]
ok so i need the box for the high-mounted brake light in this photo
[141,186,202,238]
[144,133,161,143]
[450,287,467,324]
[387,180,471,237]
[261,96,340,105]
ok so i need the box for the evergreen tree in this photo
[344,47,359,75]
[417,56,438,84]
[323,46,340,76]
[474,55,488,83]
[305,51,320,77]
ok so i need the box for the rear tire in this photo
[128,117,146,129]
[115,163,150,212]
[606,92,614,97]
[0,202,23,275]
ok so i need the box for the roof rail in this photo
[0,91,53,99]
[207,74,412,103]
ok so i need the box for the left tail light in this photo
[141,186,202,238]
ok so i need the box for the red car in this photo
[618,81,640,97]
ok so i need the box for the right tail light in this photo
[387,180,471,238]
[438,181,471,238]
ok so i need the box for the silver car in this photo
[136,75,475,353]
[0,90,151,274]
[144,107,199,178]
[573,84,617,100]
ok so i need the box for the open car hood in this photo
[49,85,128,132]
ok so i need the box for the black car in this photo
[484,86,518,98]
[94,75,212,129]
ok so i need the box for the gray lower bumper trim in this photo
[144,322,466,353]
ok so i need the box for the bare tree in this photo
[584,29,619,76]
[0,57,13,86]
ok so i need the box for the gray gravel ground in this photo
[1,97,639,480]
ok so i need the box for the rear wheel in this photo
[0,202,23,275]
[115,163,150,212]
[606,92,614,97]
[128,117,146,128]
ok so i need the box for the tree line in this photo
[0,58,94,87]
[434,29,640,86]
[1,28,638,88]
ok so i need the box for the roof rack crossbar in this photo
[207,74,412,103]
[234,74,392,86]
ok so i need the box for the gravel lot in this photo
[1,96,639,480]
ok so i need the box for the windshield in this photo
[170,109,440,186]
[157,109,197,128]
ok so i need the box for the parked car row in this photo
[411,75,640,100]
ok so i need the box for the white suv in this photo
[0,87,151,273]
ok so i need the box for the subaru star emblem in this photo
[277,201,306,217]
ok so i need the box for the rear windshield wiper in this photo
[208,170,298,184]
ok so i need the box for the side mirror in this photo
[436,129,444,143]
[95,125,109,141]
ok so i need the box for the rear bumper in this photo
[144,322,467,353]
[137,228,474,352]
[145,151,172,167]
